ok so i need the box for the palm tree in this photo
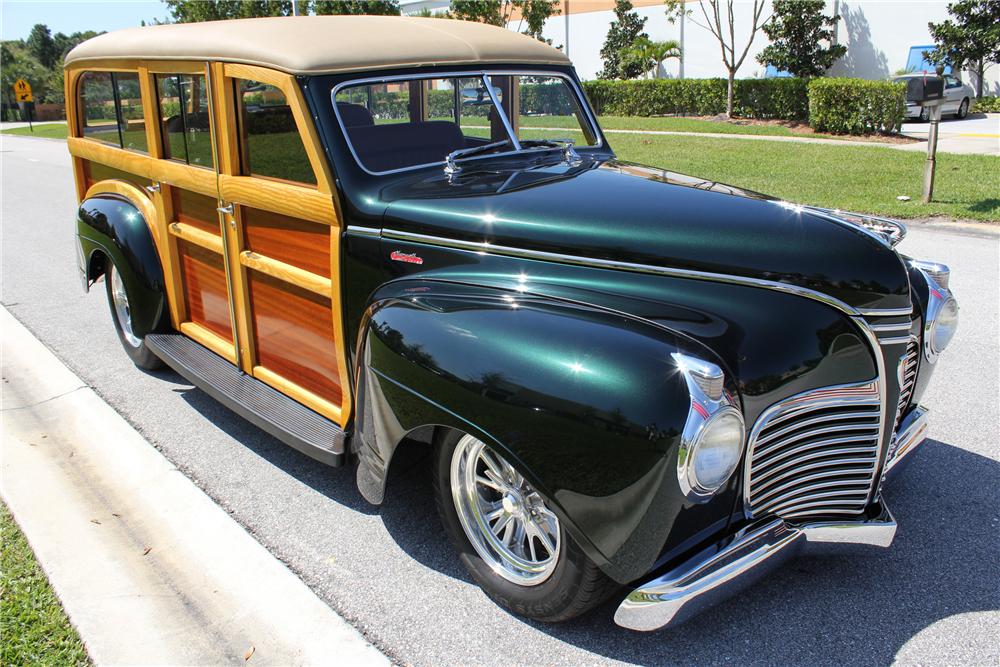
[627,37,682,79]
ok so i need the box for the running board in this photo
[145,333,346,467]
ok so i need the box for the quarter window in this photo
[234,79,316,186]
[155,73,213,168]
[78,70,149,154]
[79,71,121,146]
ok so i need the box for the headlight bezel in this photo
[672,353,746,502]
[912,260,958,362]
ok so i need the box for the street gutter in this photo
[0,306,390,666]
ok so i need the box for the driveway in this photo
[898,112,999,155]
[2,134,998,665]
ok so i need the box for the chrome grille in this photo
[746,381,882,520]
[895,337,920,430]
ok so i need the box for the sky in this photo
[1,1,170,41]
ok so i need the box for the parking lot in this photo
[2,134,998,665]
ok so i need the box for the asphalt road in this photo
[3,134,998,666]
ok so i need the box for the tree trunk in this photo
[726,71,735,118]
[976,60,984,99]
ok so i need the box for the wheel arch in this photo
[76,181,168,338]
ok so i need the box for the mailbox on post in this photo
[908,74,947,204]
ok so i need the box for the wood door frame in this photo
[216,62,350,425]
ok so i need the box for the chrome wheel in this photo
[450,435,561,586]
[110,265,141,348]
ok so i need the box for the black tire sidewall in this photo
[432,429,604,621]
[104,266,163,370]
[958,98,969,118]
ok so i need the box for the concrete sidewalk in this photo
[0,307,390,666]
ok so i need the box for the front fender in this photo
[77,192,166,338]
[355,280,738,583]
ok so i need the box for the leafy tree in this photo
[756,0,845,78]
[26,24,59,69]
[926,0,1000,98]
[449,1,559,42]
[313,1,400,15]
[666,0,770,117]
[627,37,681,78]
[599,0,649,79]
[164,0,307,23]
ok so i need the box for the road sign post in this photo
[12,79,34,132]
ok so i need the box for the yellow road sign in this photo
[13,79,33,103]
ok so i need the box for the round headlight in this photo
[929,296,959,354]
[690,408,745,493]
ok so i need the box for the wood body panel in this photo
[83,160,152,191]
[172,189,223,237]
[178,240,233,343]
[248,272,342,411]
[243,208,330,277]
[218,175,335,225]
[240,252,332,298]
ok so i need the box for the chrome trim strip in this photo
[330,69,602,177]
[878,335,912,346]
[869,322,913,333]
[382,228,877,317]
[345,225,381,238]
[860,307,913,317]
[852,318,891,505]
[613,504,896,631]
[883,405,929,479]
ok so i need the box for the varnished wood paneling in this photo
[240,251,331,298]
[219,175,336,225]
[84,161,152,191]
[248,272,341,407]
[243,207,330,277]
[172,188,222,237]
[178,240,233,343]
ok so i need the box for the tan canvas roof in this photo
[65,15,571,74]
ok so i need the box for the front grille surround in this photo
[895,336,920,429]
[744,380,883,520]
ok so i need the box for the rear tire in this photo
[105,262,163,370]
[432,429,618,622]
[956,98,969,119]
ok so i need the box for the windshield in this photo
[333,72,599,174]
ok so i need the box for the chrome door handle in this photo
[144,182,161,194]
[216,203,234,215]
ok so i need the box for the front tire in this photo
[105,262,163,370]
[433,429,618,622]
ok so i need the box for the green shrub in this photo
[972,96,1000,113]
[808,78,905,135]
[581,78,809,120]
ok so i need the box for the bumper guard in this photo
[614,405,929,632]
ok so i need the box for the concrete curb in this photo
[0,307,390,666]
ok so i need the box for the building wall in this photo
[401,1,998,95]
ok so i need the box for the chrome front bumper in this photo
[614,406,929,632]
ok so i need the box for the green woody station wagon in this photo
[66,16,958,630]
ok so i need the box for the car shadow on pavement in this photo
[171,378,379,516]
[379,438,999,665]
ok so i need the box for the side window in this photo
[115,72,148,153]
[79,71,120,146]
[155,73,213,168]
[234,79,316,186]
[78,70,148,153]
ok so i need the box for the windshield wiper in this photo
[520,138,580,161]
[444,140,512,174]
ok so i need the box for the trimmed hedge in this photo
[808,78,905,135]
[973,96,1000,113]
[581,78,810,120]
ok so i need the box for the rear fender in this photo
[77,184,166,338]
[354,280,739,583]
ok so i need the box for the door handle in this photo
[216,203,234,215]
[144,182,161,194]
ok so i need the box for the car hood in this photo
[379,157,911,312]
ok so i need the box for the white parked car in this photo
[894,73,974,120]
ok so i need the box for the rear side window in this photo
[78,70,148,154]
[155,73,214,168]
[234,79,316,186]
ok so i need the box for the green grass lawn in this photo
[608,132,1000,221]
[6,120,997,220]
[2,123,72,139]
[1,502,90,666]
[520,114,803,136]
